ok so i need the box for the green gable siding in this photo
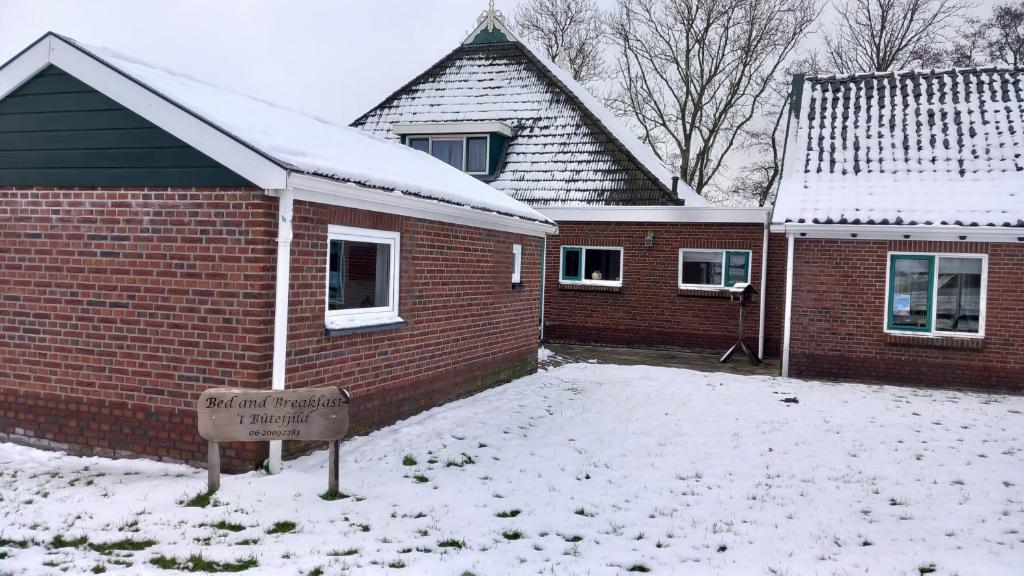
[468,28,510,45]
[0,65,252,187]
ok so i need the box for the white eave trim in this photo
[392,122,513,138]
[772,222,1024,242]
[539,206,770,224]
[281,173,556,237]
[0,34,290,189]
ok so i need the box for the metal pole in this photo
[269,189,294,474]
[328,440,339,495]
[781,233,795,377]
[207,441,220,493]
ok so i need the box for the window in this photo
[679,250,751,288]
[325,225,401,329]
[512,244,522,284]
[405,135,490,174]
[560,246,622,286]
[886,253,986,336]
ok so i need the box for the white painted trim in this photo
[559,245,624,287]
[512,243,522,284]
[281,173,556,237]
[883,251,988,339]
[539,206,770,224]
[268,188,294,475]
[781,234,795,377]
[325,225,402,329]
[0,36,50,101]
[677,249,752,290]
[757,216,769,359]
[772,223,1024,243]
[44,35,289,189]
[393,121,512,137]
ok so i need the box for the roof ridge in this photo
[807,66,1024,82]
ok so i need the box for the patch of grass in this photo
[327,548,359,557]
[445,454,475,468]
[266,521,297,535]
[861,540,873,546]
[305,567,324,576]
[91,565,107,574]
[0,537,32,548]
[413,474,429,483]
[495,509,521,518]
[235,538,259,546]
[438,538,466,549]
[889,497,906,506]
[918,564,937,575]
[561,534,583,543]
[717,544,728,553]
[402,455,417,466]
[0,551,7,560]
[88,538,157,554]
[319,490,350,501]
[387,560,406,569]
[356,523,371,533]
[627,565,651,573]
[210,521,246,533]
[574,507,595,517]
[149,553,258,572]
[502,529,524,541]
[183,491,215,508]
[50,534,88,549]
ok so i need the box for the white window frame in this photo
[512,243,522,284]
[406,134,490,175]
[324,224,402,330]
[678,249,752,290]
[559,245,624,287]
[883,251,988,339]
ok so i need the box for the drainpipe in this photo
[539,235,547,342]
[757,211,769,359]
[268,188,294,474]
[781,232,795,377]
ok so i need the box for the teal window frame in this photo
[678,249,751,289]
[560,245,622,285]
[885,252,988,337]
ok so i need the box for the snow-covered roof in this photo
[775,68,1024,228]
[353,25,705,207]
[1,33,550,225]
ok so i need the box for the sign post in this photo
[197,387,350,494]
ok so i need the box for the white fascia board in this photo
[392,122,513,138]
[283,173,556,237]
[0,36,51,100]
[538,206,770,224]
[46,36,288,189]
[776,223,1024,243]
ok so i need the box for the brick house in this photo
[772,69,1024,391]
[0,33,555,471]
[354,6,776,358]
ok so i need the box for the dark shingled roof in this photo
[353,41,704,207]
[775,67,1024,227]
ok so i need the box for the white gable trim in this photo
[0,34,290,189]
[393,122,513,137]
[282,173,556,237]
[539,206,769,224]
[773,223,1024,243]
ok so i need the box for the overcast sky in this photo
[0,0,1001,127]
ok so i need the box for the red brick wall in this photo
[283,202,541,444]
[1,189,542,471]
[787,238,1024,391]
[0,188,277,469]
[544,221,775,355]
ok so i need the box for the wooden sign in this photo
[196,386,350,494]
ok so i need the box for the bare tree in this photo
[513,0,607,86]
[824,0,972,73]
[728,56,822,207]
[950,1,1024,66]
[606,0,819,197]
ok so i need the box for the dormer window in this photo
[394,122,512,177]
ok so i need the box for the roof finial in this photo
[477,0,507,32]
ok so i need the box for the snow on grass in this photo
[1,364,1022,574]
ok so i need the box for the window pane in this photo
[890,257,931,329]
[466,137,488,173]
[430,139,463,169]
[408,138,429,153]
[682,251,723,285]
[584,249,621,282]
[328,240,390,311]
[935,257,982,333]
[725,252,749,286]
[562,248,581,280]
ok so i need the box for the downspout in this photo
[781,232,795,377]
[268,188,294,474]
[539,235,547,342]
[757,211,769,359]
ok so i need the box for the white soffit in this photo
[538,206,770,224]
[392,122,513,137]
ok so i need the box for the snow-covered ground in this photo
[1,364,1022,575]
